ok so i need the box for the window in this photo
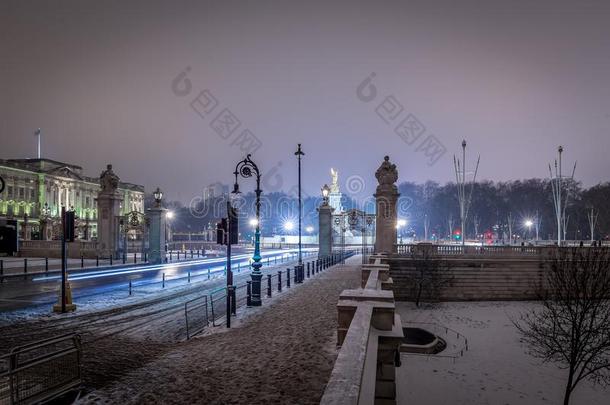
[18,188,24,199]
[7,186,13,198]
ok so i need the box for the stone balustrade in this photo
[321,258,404,405]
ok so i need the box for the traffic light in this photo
[216,206,239,245]
[216,218,227,245]
[64,211,76,242]
[228,206,239,245]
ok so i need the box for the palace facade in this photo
[0,158,144,240]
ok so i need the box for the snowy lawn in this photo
[395,301,608,405]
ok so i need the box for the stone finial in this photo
[100,164,120,193]
[375,156,398,186]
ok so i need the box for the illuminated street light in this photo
[396,219,407,229]
[524,219,534,240]
[284,221,294,231]
[321,184,330,205]
[249,218,259,227]
[306,226,314,233]
[153,187,163,207]
[166,211,174,220]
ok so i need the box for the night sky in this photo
[2,0,610,203]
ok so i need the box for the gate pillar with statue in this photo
[147,187,167,264]
[374,156,399,254]
[96,164,122,259]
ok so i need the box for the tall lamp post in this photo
[295,144,305,282]
[233,154,263,306]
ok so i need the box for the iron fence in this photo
[184,296,209,340]
[0,333,82,405]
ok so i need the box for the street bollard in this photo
[287,268,291,288]
[0,260,3,282]
[278,271,282,292]
[162,273,166,288]
[208,267,211,279]
[24,258,27,278]
[191,250,194,258]
[237,262,241,273]
[246,281,252,306]
[122,253,126,264]
[144,252,147,262]
[129,280,132,296]
[96,255,99,267]
[274,256,277,264]
[307,262,310,278]
[267,274,272,298]
[231,286,237,315]
[267,257,270,265]
[81,255,84,268]
[294,266,298,284]
[188,270,191,283]
[134,252,137,264]
[45,257,49,274]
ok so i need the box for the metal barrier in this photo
[184,296,209,340]
[209,289,227,327]
[186,251,353,330]
[0,334,82,405]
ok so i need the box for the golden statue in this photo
[330,168,339,193]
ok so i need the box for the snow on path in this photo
[395,301,609,405]
[78,257,361,405]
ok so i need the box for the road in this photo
[0,249,340,397]
[0,248,317,313]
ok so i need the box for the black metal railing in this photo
[204,251,355,329]
[184,296,209,340]
[0,333,82,405]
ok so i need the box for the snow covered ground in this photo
[76,258,361,405]
[395,301,608,405]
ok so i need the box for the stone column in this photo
[318,202,334,258]
[147,206,167,264]
[96,165,122,259]
[374,156,400,254]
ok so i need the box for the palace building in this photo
[0,158,144,240]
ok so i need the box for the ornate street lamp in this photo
[321,184,330,205]
[153,187,163,207]
[233,154,263,306]
[295,143,305,282]
[39,202,51,241]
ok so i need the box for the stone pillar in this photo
[318,202,334,258]
[374,156,399,254]
[96,165,122,259]
[147,206,167,264]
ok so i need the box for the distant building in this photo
[0,158,144,239]
[203,182,229,201]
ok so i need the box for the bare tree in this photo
[515,247,610,405]
[409,244,453,307]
